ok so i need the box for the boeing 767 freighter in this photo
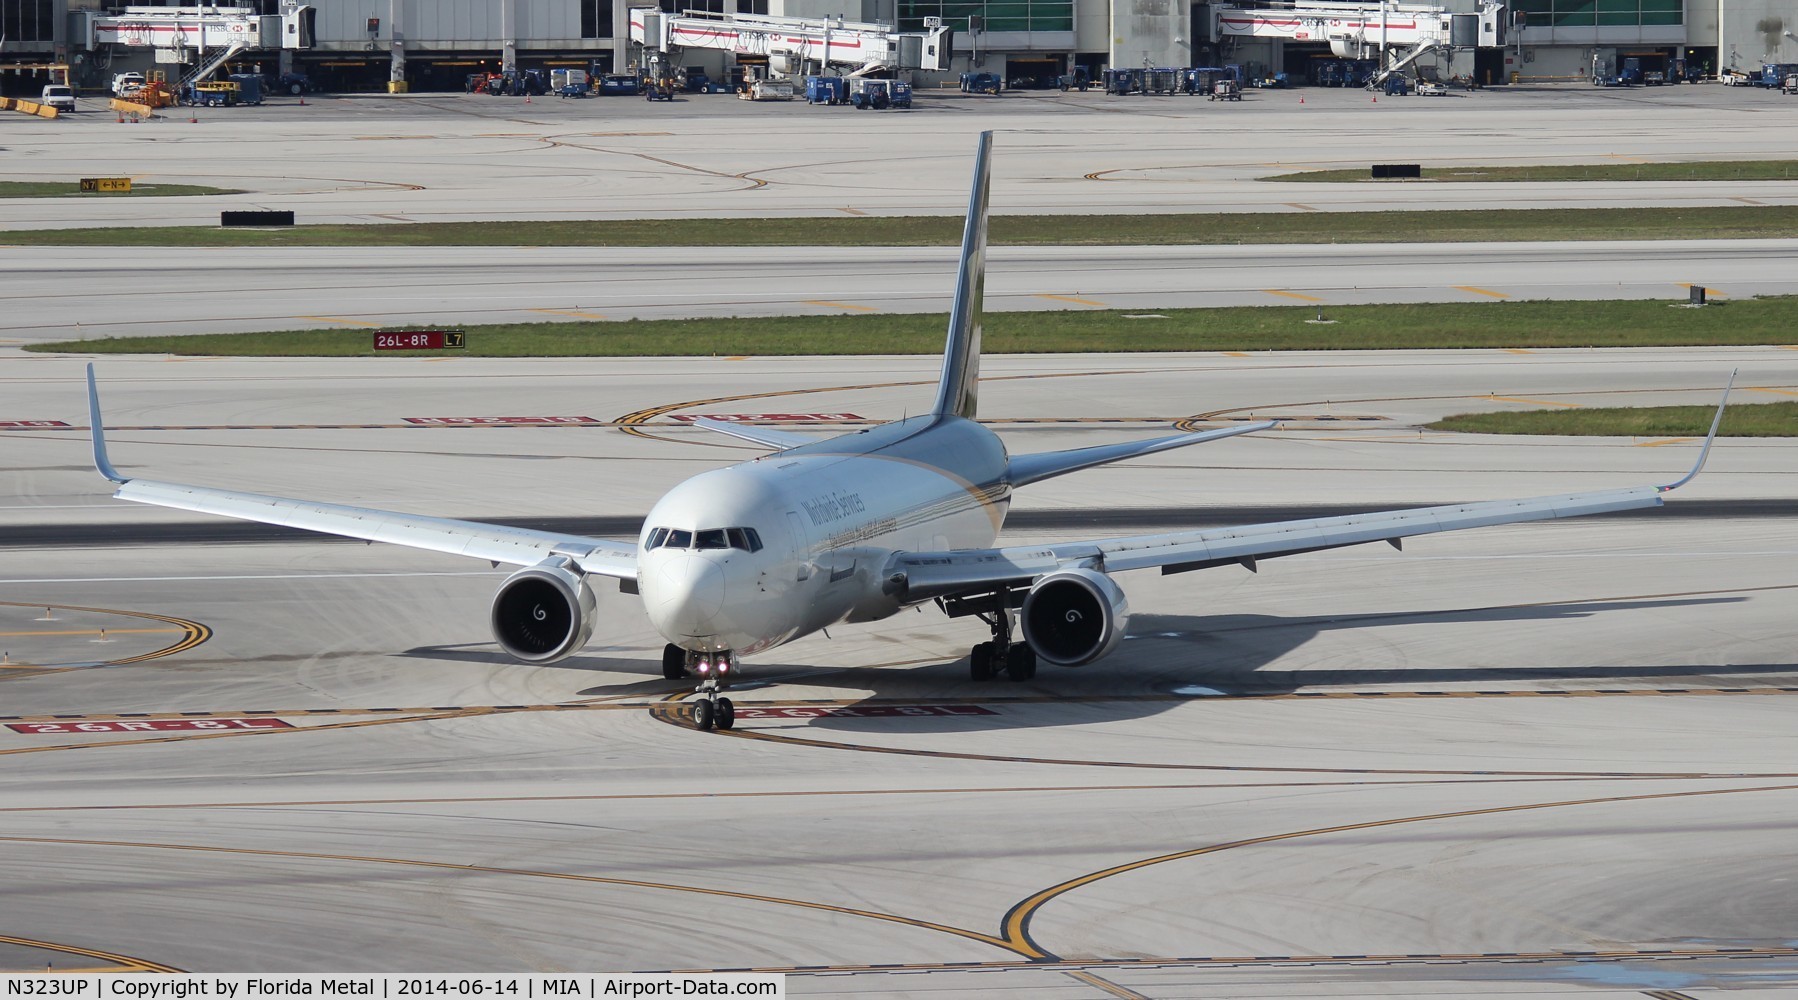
[85,132,1730,730]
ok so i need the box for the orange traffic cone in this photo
[1299,95,1305,103]
[1371,95,1377,102]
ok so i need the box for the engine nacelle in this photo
[490,559,597,664]
[1020,568,1129,667]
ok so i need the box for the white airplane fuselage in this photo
[637,414,1010,656]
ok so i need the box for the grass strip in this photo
[32,296,1798,357]
[1265,160,1798,183]
[3,205,1797,247]
[0,181,243,199]
[1431,401,1798,437]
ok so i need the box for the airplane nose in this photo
[653,553,726,634]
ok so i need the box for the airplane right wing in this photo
[892,375,1735,603]
[86,366,638,579]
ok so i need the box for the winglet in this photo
[931,130,994,421]
[1660,369,1735,493]
[86,364,128,484]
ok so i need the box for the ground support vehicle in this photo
[1758,63,1798,88]
[1058,68,1090,91]
[849,78,909,108]
[1183,66,1238,94]
[551,69,589,96]
[1415,79,1448,95]
[227,74,264,105]
[645,75,677,100]
[683,69,721,93]
[806,76,847,104]
[1144,68,1180,94]
[1591,55,1642,87]
[1383,74,1410,95]
[960,72,1001,94]
[1103,68,1143,94]
[738,79,795,100]
[40,84,76,112]
[185,81,240,107]
[1784,74,1798,95]
[131,81,176,108]
[1209,78,1242,100]
[270,72,311,96]
[111,72,145,97]
[598,74,641,96]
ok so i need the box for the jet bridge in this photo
[71,5,315,88]
[1211,0,1504,87]
[630,9,951,80]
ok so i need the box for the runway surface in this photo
[4,85,1798,231]
[4,350,1797,992]
[5,240,1797,341]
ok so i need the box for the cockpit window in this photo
[645,526,763,551]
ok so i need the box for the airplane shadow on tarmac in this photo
[404,594,1796,736]
[711,595,1792,736]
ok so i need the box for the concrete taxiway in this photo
[4,85,1798,230]
[3,351,1796,992]
[4,240,1797,342]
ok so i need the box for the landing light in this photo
[697,658,712,674]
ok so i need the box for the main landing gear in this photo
[670,645,736,731]
[969,600,1036,682]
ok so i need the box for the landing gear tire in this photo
[716,697,735,730]
[969,642,995,681]
[692,699,716,731]
[1006,642,1038,682]
[971,595,1030,682]
[662,643,686,680]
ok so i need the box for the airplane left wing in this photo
[892,483,1668,602]
[86,366,637,579]
[892,376,1733,603]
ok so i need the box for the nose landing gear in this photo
[685,649,737,731]
[969,599,1036,682]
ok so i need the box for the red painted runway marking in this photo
[402,416,601,425]
[8,718,293,735]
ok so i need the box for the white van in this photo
[112,72,146,96]
[41,84,77,112]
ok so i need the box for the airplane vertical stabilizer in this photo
[932,130,994,420]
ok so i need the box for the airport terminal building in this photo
[3,0,1793,92]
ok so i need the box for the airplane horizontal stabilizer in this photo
[688,416,816,451]
[1007,421,1276,488]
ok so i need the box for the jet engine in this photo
[1019,568,1129,667]
[490,558,597,663]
